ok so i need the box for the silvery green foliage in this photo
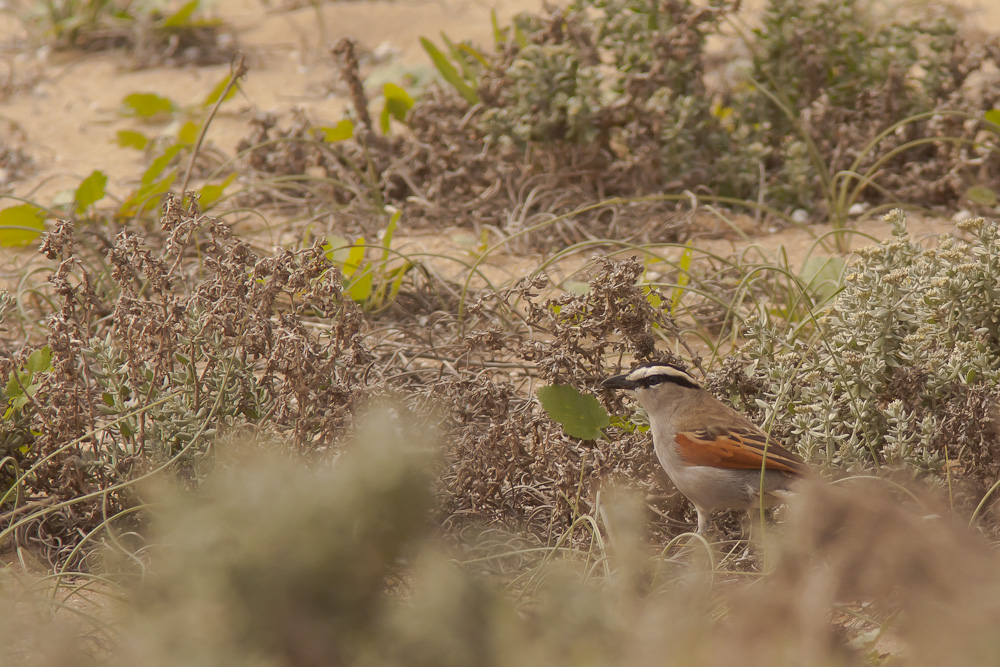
[481,43,607,145]
[734,210,1000,476]
[481,0,721,151]
[84,328,266,465]
[471,0,975,209]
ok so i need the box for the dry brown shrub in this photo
[3,187,705,562]
[3,196,376,563]
[721,478,1000,665]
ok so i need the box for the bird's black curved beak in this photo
[601,373,637,390]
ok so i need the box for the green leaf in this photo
[159,0,199,28]
[323,235,352,265]
[537,384,610,440]
[343,237,367,279]
[984,109,1000,132]
[643,285,662,309]
[457,42,489,68]
[121,92,177,119]
[116,130,150,150]
[120,170,178,217]
[420,37,479,105]
[201,73,240,108]
[198,172,238,209]
[177,120,201,145]
[671,243,693,314]
[74,170,107,214]
[966,185,998,207]
[386,261,413,302]
[25,346,53,375]
[490,9,504,45]
[610,414,646,433]
[342,238,374,303]
[142,144,185,187]
[0,204,46,247]
[317,120,354,143]
[347,267,374,302]
[513,22,528,48]
[380,209,401,263]
[800,255,846,303]
[440,32,478,82]
[5,370,28,399]
[380,83,414,133]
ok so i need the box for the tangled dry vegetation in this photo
[3,200,1000,564]
[1,197,687,564]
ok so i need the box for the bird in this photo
[602,361,808,534]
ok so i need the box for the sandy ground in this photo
[0,0,999,272]
[0,0,540,203]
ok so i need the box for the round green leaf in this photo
[74,170,108,214]
[0,204,46,246]
[121,92,177,119]
[318,120,355,143]
[966,186,998,207]
[538,384,610,440]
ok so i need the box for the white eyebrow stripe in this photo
[626,365,698,384]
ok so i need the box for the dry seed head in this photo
[956,216,986,232]
[882,208,906,226]
[855,244,882,259]
[882,268,908,284]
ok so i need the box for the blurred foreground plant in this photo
[7,428,1000,666]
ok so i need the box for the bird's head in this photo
[601,362,702,395]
